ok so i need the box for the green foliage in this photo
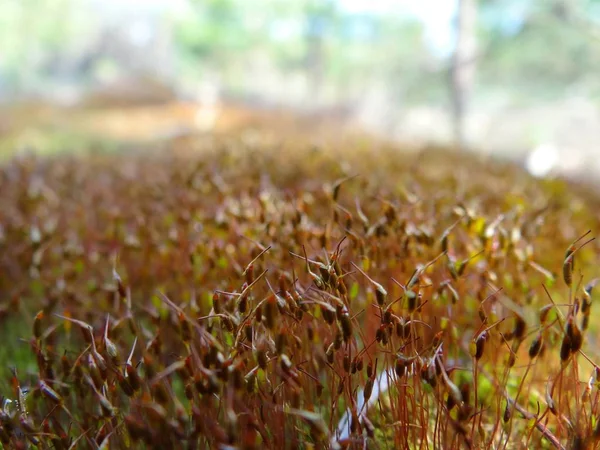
[478,0,600,100]
[2,0,599,109]
[0,0,92,92]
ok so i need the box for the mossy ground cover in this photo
[0,129,599,449]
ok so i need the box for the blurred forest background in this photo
[1,0,600,178]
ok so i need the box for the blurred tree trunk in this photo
[451,0,477,150]
[304,1,333,108]
[305,27,325,105]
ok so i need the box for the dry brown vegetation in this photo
[0,131,599,449]
[0,100,358,157]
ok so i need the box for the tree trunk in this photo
[451,0,477,150]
